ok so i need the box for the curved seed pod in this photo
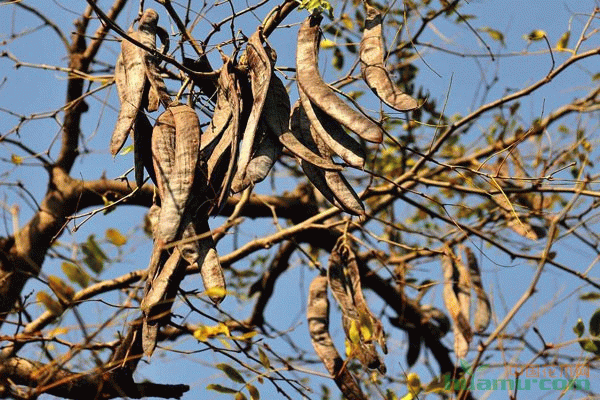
[231,125,281,193]
[111,31,145,155]
[441,248,472,358]
[328,242,386,372]
[138,9,171,108]
[155,104,201,243]
[133,112,156,187]
[463,247,491,332]
[201,85,232,154]
[360,4,418,111]
[114,53,127,104]
[298,88,366,168]
[307,275,366,400]
[145,81,160,113]
[286,101,344,171]
[233,28,272,186]
[297,15,384,143]
[299,117,364,215]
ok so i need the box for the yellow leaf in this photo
[525,29,546,41]
[11,154,23,165]
[348,320,360,343]
[61,262,89,288]
[204,286,227,299]
[47,327,68,338]
[48,275,75,303]
[479,27,505,46]
[556,31,570,50]
[36,291,63,316]
[340,13,354,30]
[105,228,127,246]
[345,339,352,357]
[119,145,133,155]
[231,331,258,341]
[320,38,336,49]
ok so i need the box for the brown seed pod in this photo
[133,112,156,187]
[111,30,146,155]
[441,247,472,358]
[296,15,384,143]
[231,124,281,193]
[297,87,366,168]
[307,275,366,400]
[327,242,386,372]
[463,247,491,332]
[360,4,418,112]
[296,112,364,215]
[233,28,272,187]
[137,9,171,108]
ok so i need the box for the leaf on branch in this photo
[48,275,75,303]
[216,363,246,384]
[524,29,546,41]
[36,291,63,316]
[556,31,570,50]
[105,228,127,246]
[206,384,238,394]
[10,154,23,165]
[479,27,505,46]
[61,262,89,288]
[81,235,108,274]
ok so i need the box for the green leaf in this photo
[573,318,584,337]
[206,384,237,394]
[589,308,600,337]
[217,363,246,384]
[247,384,260,400]
[105,228,127,246]
[48,275,75,303]
[82,235,108,274]
[258,347,271,369]
[581,339,598,353]
[320,38,336,49]
[296,0,333,18]
[61,262,89,288]
[579,292,600,301]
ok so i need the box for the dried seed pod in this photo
[463,247,491,332]
[307,275,366,400]
[441,247,472,358]
[233,28,272,186]
[298,87,366,168]
[297,15,384,143]
[285,100,346,171]
[111,30,146,155]
[231,124,281,193]
[133,112,156,187]
[327,242,386,372]
[360,4,418,112]
[137,9,171,108]
[296,112,364,215]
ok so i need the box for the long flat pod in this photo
[463,246,491,332]
[296,15,383,143]
[360,4,418,112]
[133,112,156,187]
[307,275,366,400]
[156,104,202,243]
[137,9,172,108]
[201,86,232,154]
[286,100,344,171]
[297,87,365,168]
[233,28,272,186]
[111,31,146,155]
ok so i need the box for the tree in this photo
[0,0,599,399]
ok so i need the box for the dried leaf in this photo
[105,228,127,246]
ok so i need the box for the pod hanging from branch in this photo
[296,15,384,143]
[360,3,418,112]
[307,275,366,400]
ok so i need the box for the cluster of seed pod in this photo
[110,4,417,358]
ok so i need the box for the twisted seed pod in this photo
[298,87,366,168]
[133,112,156,187]
[297,15,384,143]
[111,30,145,155]
[307,275,366,400]
[233,28,272,186]
[296,113,364,215]
[360,4,418,111]
[137,9,171,108]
